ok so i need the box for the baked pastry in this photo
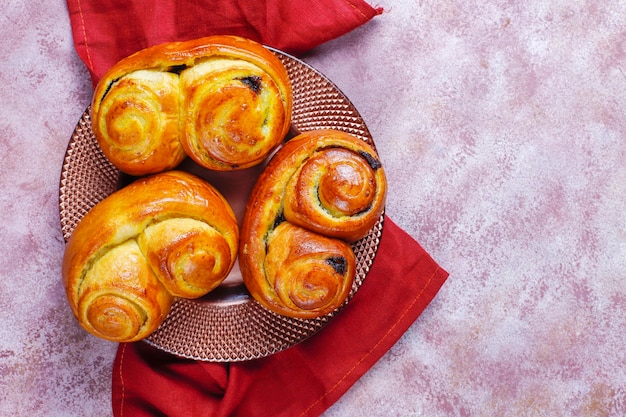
[259,221,356,318]
[91,35,292,175]
[91,69,184,176]
[282,130,388,242]
[239,129,387,318]
[179,39,292,171]
[62,171,239,342]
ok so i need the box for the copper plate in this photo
[59,50,384,361]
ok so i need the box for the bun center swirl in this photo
[181,59,286,169]
[78,240,173,342]
[94,70,184,176]
[281,131,387,243]
[264,222,355,314]
[138,217,234,298]
[293,148,377,218]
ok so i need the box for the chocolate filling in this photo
[272,211,286,229]
[326,256,347,275]
[238,75,262,94]
[358,150,382,170]
[99,77,121,102]
[167,64,188,75]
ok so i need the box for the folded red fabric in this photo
[66,0,383,86]
[112,217,448,417]
[65,1,449,415]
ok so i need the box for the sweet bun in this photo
[91,69,184,176]
[178,38,292,170]
[260,221,356,318]
[91,35,292,175]
[62,171,239,342]
[281,129,387,242]
[239,129,387,319]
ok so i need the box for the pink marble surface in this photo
[2,1,625,416]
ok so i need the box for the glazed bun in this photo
[239,129,387,319]
[91,68,184,176]
[62,171,239,342]
[281,130,387,242]
[91,35,292,175]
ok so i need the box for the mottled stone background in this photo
[1,1,625,416]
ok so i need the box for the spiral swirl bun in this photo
[74,240,174,343]
[62,171,239,342]
[264,222,355,317]
[239,129,387,319]
[91,35,292,175]
[282,129,387,242]
[180,58,290,170]
[92,70,185,176]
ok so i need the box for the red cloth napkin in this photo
[111,217,447,417]
[66,1,449,416]
[67,0,383,86]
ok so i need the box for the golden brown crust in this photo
[62,171,239,342]
[91,35,292,174]
[281,130,387,242]
[179,58,289,170]
[239,129,387,319]
[261,222,355,317]
[91,70,185,176]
